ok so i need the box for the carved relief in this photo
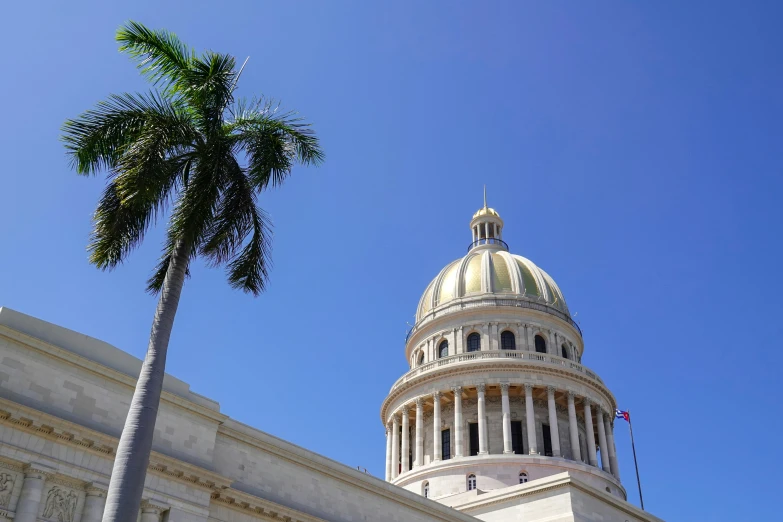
[0,473,13,507]
[43,486,78,522]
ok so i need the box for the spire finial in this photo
[483,185,487,209]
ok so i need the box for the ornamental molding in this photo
[211,488,326,522]
[381,358,614,424]
[217,425,480,522]
[0,397,231,491]
[0,458,23,472]
[140,499,168,514]
[47,474,86,490]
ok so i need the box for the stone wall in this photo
[0,307,480,522]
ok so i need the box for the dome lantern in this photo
[469,186,506,251]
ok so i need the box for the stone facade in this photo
[0,307,479,522]
[0,205,664,522]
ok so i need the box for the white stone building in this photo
[0,202,663,521]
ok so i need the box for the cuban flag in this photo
[615,409,630,422]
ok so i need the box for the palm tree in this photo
[61,21,323,521]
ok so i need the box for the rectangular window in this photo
[543,423,553,456]
[441,429,451,460]
[511,421,524,454]
[469,422,479,456]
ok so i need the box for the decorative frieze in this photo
[0,472,14,507]
[42,485,79,522]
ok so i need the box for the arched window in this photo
[534,335,547,354]
[501,331,516,350]
[467,474,477,491]
[423,481,430,498]
[561,344,569,360]
[466,332,481,352]
[418,352,425,366]
[438,340,449,358]
[519,472,528,484]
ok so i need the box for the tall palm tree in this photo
[61,21,323,521]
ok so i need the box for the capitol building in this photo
[0,202,662,521]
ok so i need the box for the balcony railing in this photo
[467,237,509,252]
[390,350,603,392]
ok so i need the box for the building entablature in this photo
[382,352,615,421]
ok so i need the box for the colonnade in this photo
[385,384,619,482]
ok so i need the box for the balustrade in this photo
[391,350,602,392]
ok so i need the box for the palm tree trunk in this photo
[102,240,192,522]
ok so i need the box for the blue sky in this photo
[1,2,781,519]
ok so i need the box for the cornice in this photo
[0,326,228,426]
[217,424,478,522]
[381,360,616,424]
[211,488,327,522]
[0,397,231,490]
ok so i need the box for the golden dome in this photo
[416,250,569,322]
[472,207,500,219]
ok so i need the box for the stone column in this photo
[482,324,490,352]
[489,323,498,351]
[567,392,581,461]
[501,383,512,454]
[453,386,463,457]
[415,398,424,467]
[477,384,488,454]
[82,483,109,522]
[605,415,620,480]
[140,500,166,522]
[456,327,464,354]
[524,384,537,455]
[546,386,561,457]
[385,423,393,481]
[433,391,442,461]
[391,415,400,479]
[596,408,611,474]
[15,464,53,522]
[401,406,410,473]
[526,325,535,351]
[584,399,598,467]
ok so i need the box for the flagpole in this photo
[627,410,645,510]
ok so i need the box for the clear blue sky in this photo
[1,2,781,520]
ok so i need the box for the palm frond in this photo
[89,155,190,269]
[230,99,324,190]
[182,52,237,127]
[225,201,272,295]
[116,21,193,92]
[61,91,193,175]
[200,158,255,266]
[145,145,226,292]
